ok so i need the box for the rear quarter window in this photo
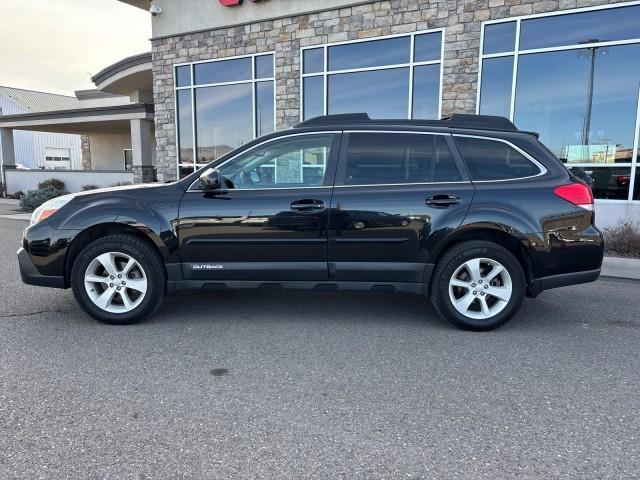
[455,136,542,181]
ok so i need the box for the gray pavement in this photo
[0,198,22,216]
[1,218,640,479]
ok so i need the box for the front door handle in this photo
[425,195,461,208]
[290,199,325,212]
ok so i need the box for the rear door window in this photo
[340,132,463,185]
[454,136,542,181]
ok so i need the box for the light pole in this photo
[577,41,608,148]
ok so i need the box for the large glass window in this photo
[478,4,640,201]
[328,36,410,70]
[176,90,194,164]
[194,57,252,85]
[479,56,513,118]
[519,4,640,50]
[483,22,517,55]
[302,31,443,121]
[195,84,253,163]
[342,133,462,185]
[175,53,275,177]
[217,133,337,189]
[328,69,410,119]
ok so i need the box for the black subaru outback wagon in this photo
[18,114,603,330]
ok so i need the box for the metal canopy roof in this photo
[0,86,80,113]
[0,103,154,135]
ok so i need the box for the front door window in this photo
[216,133,337,190]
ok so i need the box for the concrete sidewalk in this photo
[0,213,31,221]
[0,199,29,221]
[0,198,21,216]
[601,256,640,281]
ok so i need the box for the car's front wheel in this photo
[71,235,165,325]
[430,240,525,331]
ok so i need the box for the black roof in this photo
[296,113,527,135]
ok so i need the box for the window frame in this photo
[187,131,342,192]
[333,130,470,188]
[174,52,277,179]
[476,1,640,202]
[300,29,445,122]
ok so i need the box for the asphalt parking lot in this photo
[1,217,639,479]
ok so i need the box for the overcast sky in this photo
[0,0,151,96]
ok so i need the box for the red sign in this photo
[219,0,265,5]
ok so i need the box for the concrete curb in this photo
[601,256,640,281]
[0,214,30,221]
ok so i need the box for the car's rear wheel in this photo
[71,234,164,325]
[430,240,525,331]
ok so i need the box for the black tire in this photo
[71,234,165,325]
[430,240,526,331]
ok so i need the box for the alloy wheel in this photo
[448,257,513,320]
[84,252,148,313]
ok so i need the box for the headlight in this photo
[30,194,76,226]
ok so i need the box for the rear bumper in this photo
[17,247,65,289]
[524,224,604,297]
[529,267,600,296]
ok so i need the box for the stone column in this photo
[130,119,155,183]
[81,135,92,170]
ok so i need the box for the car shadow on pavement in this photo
[151,287,598,333]
[156,290,449,329]
[147,290,556,332]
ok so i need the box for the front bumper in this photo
[17,247,65,288]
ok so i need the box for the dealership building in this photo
[113,0,640,226]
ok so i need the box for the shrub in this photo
[19,187,68,212]
[603,221,640,258]
[82,184,99,191]
[37,178,65,191]
[110,181,132,187]
[11,190,24,200]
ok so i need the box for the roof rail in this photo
[296,113,371,127]
[295,113,520,133]
[439,114,518,131]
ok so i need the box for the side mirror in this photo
[199,168,221,191]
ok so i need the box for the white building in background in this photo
[0,86,83,170]
[0,52,155,194]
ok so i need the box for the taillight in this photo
[554,183,594,210]
[617,175,630,186]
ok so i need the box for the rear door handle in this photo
[425,195,461,208]
[290,199,325,212]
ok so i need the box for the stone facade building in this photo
[118,0,640,226]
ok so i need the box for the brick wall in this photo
[151,0,626,182]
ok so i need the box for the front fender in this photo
[49,183,184,265]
